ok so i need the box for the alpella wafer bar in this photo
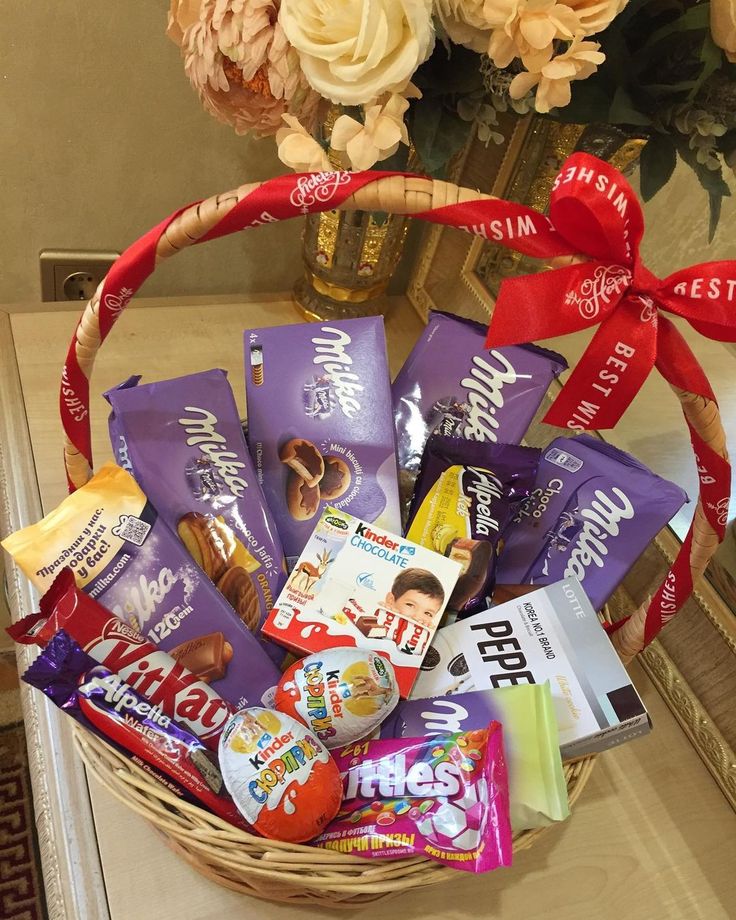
[496,434,689,610]
[105,369,286,657]
[23,630,248,829]
[7,568,233,750]
[1,463,281,710]
[392,311,567,512]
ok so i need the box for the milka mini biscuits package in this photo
[244,317,401,566]
[263,508,462,696]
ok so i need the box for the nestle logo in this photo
[325,515,347,530]
[101,619,145,643]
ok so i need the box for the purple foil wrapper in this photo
[244,318,401,565]
[406,435,540,617]
[496,434,689,610]
[105,369,286,662]
[392,312,567,498]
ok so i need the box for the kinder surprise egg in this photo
[274,648,399,749]
[219,707,341,842]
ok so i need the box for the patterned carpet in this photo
[0,653,47,920]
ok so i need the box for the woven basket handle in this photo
[59,170,729,662]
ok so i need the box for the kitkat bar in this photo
[7,568,233,750]
[22,630,248,830]
[1,463,281,710]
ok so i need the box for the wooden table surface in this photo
[3,294,736,920]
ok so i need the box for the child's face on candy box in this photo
[385,588,442,626]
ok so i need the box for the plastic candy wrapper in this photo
[105,369,286,663]
[392,311,566,515]
[23,630,247,829]
[1,463,280,711]
[8,568,233,750]
[275,648,399,749]
[379,683,569,833]
[219,707,342,842]
[312,726,512,873]
[496,434,689,611]
[406,435,540,618]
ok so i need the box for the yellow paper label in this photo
[2,463,146,592]
[406,465,473,554]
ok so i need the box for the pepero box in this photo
[411,578,651,758]
[262,508,462,696]
[244,317,401,567]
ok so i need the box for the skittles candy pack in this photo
[312,726,512,872]
[219,707,342,842]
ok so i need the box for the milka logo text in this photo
[178,407,248,496]
[312,326,362,418]
[563,488,635,581]
[461,352,518,442]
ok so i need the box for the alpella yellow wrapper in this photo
[406,435,539,617]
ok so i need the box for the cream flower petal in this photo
[520,16,558,48]
[489,28,519,67]
[330,114,364,151]
[509,69,542,98]
[371,115,403,150]
[346,132,382,170]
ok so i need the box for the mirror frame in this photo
[407,121,736,811]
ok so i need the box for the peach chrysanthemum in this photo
[168,0,322,137]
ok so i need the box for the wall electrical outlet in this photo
[39,249,119,302]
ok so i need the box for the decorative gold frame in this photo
[407,120,736,812]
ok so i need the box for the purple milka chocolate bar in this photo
[105,370,286,658]
[244,318,401,564]
[392,311,567,487]
[496,434,689,610]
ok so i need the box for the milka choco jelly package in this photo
[392,311,566,510]
[275,648,399,749]
[219,707,342,842]
[406,435,540,617]
[2,463,280,710]
[105,369,286,657]
[24,630,247,829]
[244,317,401,566]
[496,434,689,610]
[313,726,512,872]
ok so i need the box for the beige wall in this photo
[0,1,303,304]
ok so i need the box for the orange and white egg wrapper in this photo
[219,707,341,842]
[275,649,399,749]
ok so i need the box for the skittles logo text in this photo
[247,730,322,805]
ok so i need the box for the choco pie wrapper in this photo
[244,317,401,566]
[2,463,280,710]
[392,311,567,501]
[104,369,286,658]
[496,435,689,611]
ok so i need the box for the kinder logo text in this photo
[247,731,323,804]
[178,406,248,496]
[461,352,518,442]
[300,662,342,742]
[312,326,363,418]
[345,752,462,800]
[563,488,635,581]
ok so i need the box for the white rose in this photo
[434,0,494,52]
[279,0,435,105]
[711,0,736,63]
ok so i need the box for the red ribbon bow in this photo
[483,152,736,432]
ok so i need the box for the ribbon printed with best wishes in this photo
[61,155,733,649]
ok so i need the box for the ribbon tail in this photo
[543,298,658,431]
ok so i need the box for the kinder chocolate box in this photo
[410,579,651,758]
[496,434,689,610]
[105,370,286,655]
[2,463,280,711]
[392,311,567,507]
[263,508,462,696]
[244,317,401,566]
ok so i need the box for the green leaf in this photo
[708,192,722,242]
[641,2,710,50]
[639,134,677,200]
[694,33,724,100]
[608,87,653,126]
[554,81,614,124]
[409,102,474,178]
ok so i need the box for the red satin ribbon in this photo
[61,157,733,649]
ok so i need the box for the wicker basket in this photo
[58,170,728,906]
